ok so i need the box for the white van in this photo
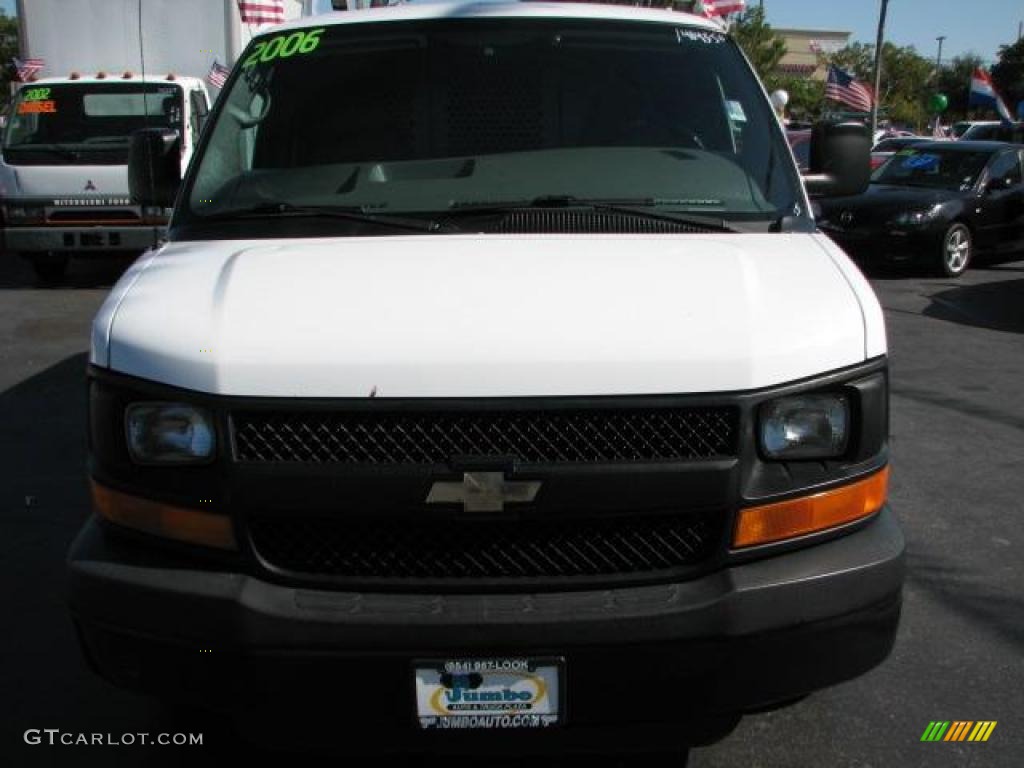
[71,2,903,757]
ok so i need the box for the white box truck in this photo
[1,0,308,282]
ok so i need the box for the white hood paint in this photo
[93,234,884,398]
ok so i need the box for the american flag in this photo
[825,65,874,113]
[12,57,45,82]
[237,0,285,25]
[208,60,231,89]
[699,0,746,18]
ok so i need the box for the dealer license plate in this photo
[414,657,563,730]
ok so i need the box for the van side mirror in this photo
[802,121,871,199]
[192,91,211,135]
[128,128,182,208]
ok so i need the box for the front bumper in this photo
[2,225,164,254]
[69,505,904,748]
[820,226,941,265]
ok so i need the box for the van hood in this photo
[93,234,883,397]
[2,163,129,199]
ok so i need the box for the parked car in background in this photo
[786,128,812,170]
[958,121,1024,142]
[873,128,914,144]
[953,120,999,140]
[870,136,928,171]
[819,141,1024,277]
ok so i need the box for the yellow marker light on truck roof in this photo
[733,467,889,549]
[90,481,236,551]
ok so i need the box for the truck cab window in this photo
[2,82,185,166]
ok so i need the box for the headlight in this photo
[760,394,849,460]
[890,205,942,227]
[126,403,215,464]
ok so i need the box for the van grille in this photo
[232,406,738,465]
[249,510,722,587]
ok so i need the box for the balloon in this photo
[770,89,789,109]
[929,93,949,113]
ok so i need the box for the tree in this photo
[830,42,874,81]
[730,6,787,85]
[879,44,934,128]
[936,54,985,121]
[0,11,19,108]
[992,38,1024,116]
[771,75,825,122]
[827,42,934,130]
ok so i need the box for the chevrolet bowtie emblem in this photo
[426,472,541,513]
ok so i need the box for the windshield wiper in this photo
[446,195,740,232]
[198,202,450,233]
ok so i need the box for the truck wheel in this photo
[937,223,971,277]
[31,255,70,285]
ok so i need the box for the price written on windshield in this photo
[18,100,57,115]
[242,28,325,68]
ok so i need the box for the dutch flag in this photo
[969,68,1014,124]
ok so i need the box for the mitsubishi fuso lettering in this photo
[69,2,904,756]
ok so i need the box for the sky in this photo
[762,0,1020,66]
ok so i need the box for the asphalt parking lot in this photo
[1,252,1021,767]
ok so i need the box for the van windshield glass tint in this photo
[183,19,803,230]
[3,83,184,165]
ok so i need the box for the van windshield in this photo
[3,82,184,166]
[182,18,804,233]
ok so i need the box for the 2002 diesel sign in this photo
[23,730,203,746]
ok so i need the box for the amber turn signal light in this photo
[733,467,889,549]
[90,481,236,551]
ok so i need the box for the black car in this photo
[819,141,1024,277]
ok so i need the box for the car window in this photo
[872,147,990,191]
[962,124,1000,141]
[987,150,1022,186]
[2,82,184,166]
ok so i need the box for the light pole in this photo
[935,35,946,71]
[871,0,889,137]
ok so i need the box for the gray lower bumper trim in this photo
[68,506,905,650]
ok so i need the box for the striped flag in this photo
[237,0,285,25]
[208,60,231,89]
[969,68,1013,124]
[698,1,747,18]
[825,65,874,113]
[12,57,45,82]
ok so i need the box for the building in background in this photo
[776,28,850,81]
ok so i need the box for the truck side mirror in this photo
[128,128,182,208]
[802,121,871,199]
